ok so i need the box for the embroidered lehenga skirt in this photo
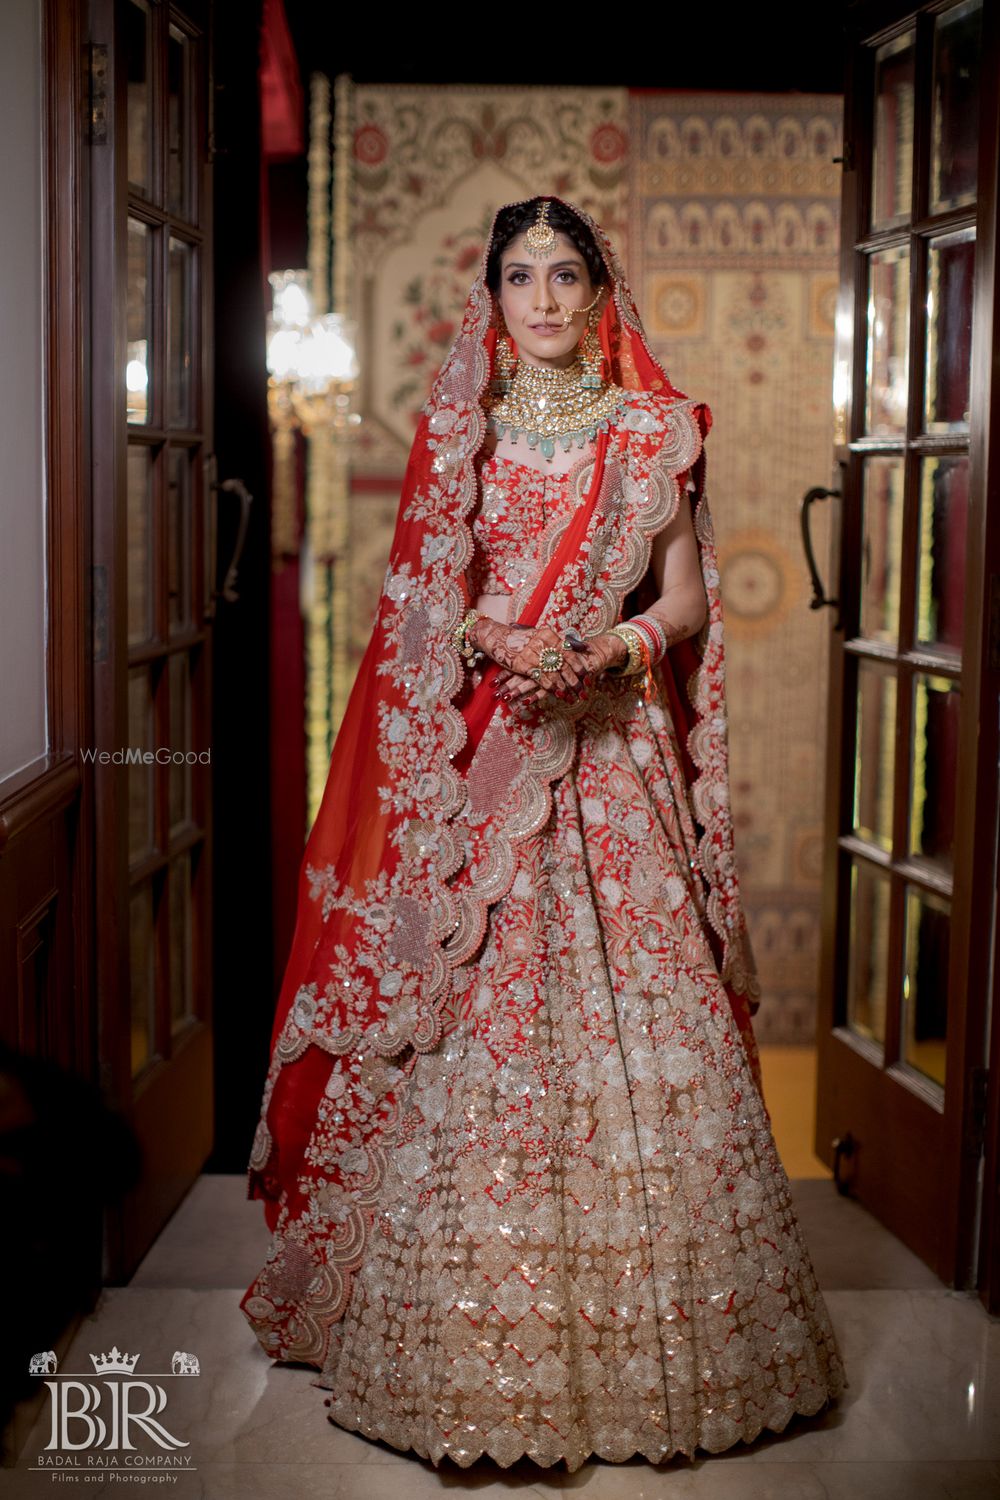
[307,453,847,1469]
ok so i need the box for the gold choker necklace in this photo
[484,357,626,461]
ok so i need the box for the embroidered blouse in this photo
[467,450,696,599]
[467,453,578,597]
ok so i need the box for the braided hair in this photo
[485,198,608,295]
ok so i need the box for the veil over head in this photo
[242,196,762,1366]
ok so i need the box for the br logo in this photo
[31,1346,199,1452]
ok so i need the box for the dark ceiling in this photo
[282,5,849,95]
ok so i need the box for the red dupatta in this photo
[241,196,762,1368]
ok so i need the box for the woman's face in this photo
[497,230,602,370]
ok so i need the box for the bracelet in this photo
[606,623,648,678]
[627,613,667,665]
[452,608,484,667]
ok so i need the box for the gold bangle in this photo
[607,624,644,676]
[453,608,483,666]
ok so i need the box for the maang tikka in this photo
[523,197,557,259]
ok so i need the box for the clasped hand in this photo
[470,618,627,706]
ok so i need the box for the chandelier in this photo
[265,270,360,434]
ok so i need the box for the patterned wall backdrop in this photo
[341,83,843,1043]
[626,93,843,1043]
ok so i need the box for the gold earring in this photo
[491,309,517,394]
[579,304,605,390]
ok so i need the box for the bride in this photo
[240,194,847,1471]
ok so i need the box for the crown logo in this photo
[90,1346,140,1376]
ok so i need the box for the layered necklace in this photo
[484,356,627,463]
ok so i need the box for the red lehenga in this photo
[240,196,847,1470]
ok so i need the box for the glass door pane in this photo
[872,31,915,229]
[854,662,897,851]
[128,665,155,863]
[865,247,909,435]
[901,886,949,1088]
[916,455,968,652]
[168,236,194,428]
[167,24,195,220]
[925,228,975,433]
[124,0,152,197]
[909,674,960,873]
[930,0,983,213]
[126,217,153,424]
[167,446,194,631]
[127,444,155,644]
[168,650,193,833]
[847,861,891,1051]
[860,457,904,642]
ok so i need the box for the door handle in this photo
[213,476,253,605]
[202,451,253,619]
[831,1130,857,1196]
[800,485,841,628]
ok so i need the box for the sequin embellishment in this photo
[467,454,578,597]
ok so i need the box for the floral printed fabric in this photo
[310,461,847,1470]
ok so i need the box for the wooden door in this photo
[88,0,216,1275]
[812,0,999,1295]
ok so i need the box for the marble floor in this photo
[5,1171,999,1499]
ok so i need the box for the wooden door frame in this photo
[0,0,94,1074]
[936,0,999,1299]
[817,0,1000,1301]
[970,0,1000,1315]
[38,0,94,1095]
